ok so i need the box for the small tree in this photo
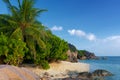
[0,34,28,66]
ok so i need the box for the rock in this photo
[66,43,78,62]
[61,69,113,80]
[55,74,62,77]
[83,51,97,59]
[62,77,91,80]
[81,56,87,60]
[67,43,98,61]
[41,77,46,80]
[0,65,40,80]
[66,50,78,62]
[92,69,113,77]
[44,72,50,76]
[77,72,92,80]
[50,75,54,77]
[77,50,98,60]
[101,57,107,60]
[41,77,51,80]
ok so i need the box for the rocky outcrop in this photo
[67,49,98,61]
[77,69,113,80]
[67,43,98,61]
[0,65,40,80]
[62,69,113,80]
[66,50,78,62]
[66,49,98,62]
[77,50,98,60]
[92,69,113,77]
[66,43,78,62]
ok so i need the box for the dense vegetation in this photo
[78,50,86,56]
[0,33,28,65]
[0,0,68,69]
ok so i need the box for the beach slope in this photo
[30,61,89,79]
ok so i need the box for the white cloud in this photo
[87,33,96,41]
[67,29,120,56]
[103,36,120,42]
[68,29,96,41]
[86,35,120,56]
[68,29,86,36]
[51,26,63,31]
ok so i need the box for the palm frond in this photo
[25,27,46,49]
[34,9,47,17]
[18,0,21,9]
[3,0,12,8]
[0,14,17,25]
[0,26,14,31]
[10,27,23,40]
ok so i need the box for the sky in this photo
[0,0,120,56]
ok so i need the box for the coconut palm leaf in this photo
[10,28,23,40]
[25,27,46,49]
[0,14,17,25]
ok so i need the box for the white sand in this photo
[29,61,89,79]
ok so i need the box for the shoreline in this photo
[0,61,89,80]
[27,61,89,79]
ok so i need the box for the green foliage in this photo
[0,0,69,69]
[78,50,86,56]
[0,34,28,66]
[0,34,9,57]
[33,33,68,69]
[40,60,50,69]
[0,0,47,61]
[46,34,68,62]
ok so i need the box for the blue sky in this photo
[0,0,120,56]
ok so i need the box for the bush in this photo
[33,33,68,69]
[46,35,69,62]
[40,60,50,69]
[0,34,28,66]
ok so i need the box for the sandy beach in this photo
[28,61,89,79]
[0,61,89,80]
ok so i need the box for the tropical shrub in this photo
[40,60,50,69]
[46,34,68,62]
[0,34,28,66]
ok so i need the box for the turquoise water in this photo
[79,56,120,80]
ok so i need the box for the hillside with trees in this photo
[67,43,97,61]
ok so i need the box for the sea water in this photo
[79,56,120,80]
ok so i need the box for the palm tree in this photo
[0,0,47,60]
